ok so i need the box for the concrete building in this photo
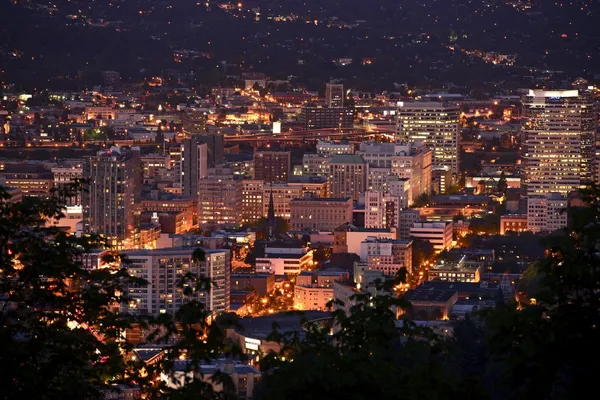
[329,154,368,201]
[364,191,401,230]
[198,166,242,228]
[325,83,344,108]
[263,184,303,221]
[316,140,353,155]
[294,269,349,311]
[241,180,265,225]
[500,214,528,235]
[83,147,141,250]
[163,360,260,400]
[357,142,431,199]
[255,245,314,275]
[399,209,421,240]
[231,273,275,296]
[52,163,83,206]
[428,256,481,283]
[288,176,329,198]
[360,237,413,275]
[402,289,458,320]
[300,107,354,130]
[254,151,291,183]
[522,90,596,197]
[290,194,353,231]
[140,153,170,180]
[333,223,396,255]
[1,163,54,198]
[396,102,460,177]
[527,193,568,233]
[301,153,331,176]
[121,247,230,315]
[139,198,196,232]
[181,137,208,197]
[410,221,453,252]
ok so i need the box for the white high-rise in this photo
[522,90,596,197]
[396,102,460,177]
[522,90,597,232]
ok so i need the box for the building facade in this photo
[241,179,265,225]
[360,237,413,275]
[83,147,141,250]
[254,151,291,183]
[329,154,368,202]
[396,102,460,177]
[290,194,353,231]
[198,166,242,228]
[410,221,453,252]
[181,137,208,197]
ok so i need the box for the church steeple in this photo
[267,184,276,240]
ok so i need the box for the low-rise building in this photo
[527,193,567,233]
[290,194,353,231]
[428,256,481,283]
[231,273,275,296]
[360,237,413,275]
[410,221,453,252]
[402,289,458,320]
[255,245,314,275]
[500,214,528,235]
[333,223,396,255]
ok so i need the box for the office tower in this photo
[325,83,344,108]
[396,102,460,177]
[198,166,242,228]
[358,142,432,199]
[302,153,331,176]
[254,151,291,183]
[409,221,453,252]
[83,147,141,250]
[181,137,208,197]
[364,191,401,230]
[329,154,368,202]
[300,107,354,130]
[522,90,596,197]
[196,134,225,167]
[241,179,265,225]
[121,247,230,315]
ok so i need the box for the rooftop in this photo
[403,289,457,303]
[330,154,366,164]
[234,311,332,340]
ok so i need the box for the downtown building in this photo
[198,165,242,228]
[329,154,368,202]
[121,247,230,316]
[396,102,460,178]
[521,90,597,232]
[325,83,344,108]
[290,193,353,231]
[299,107,354,130]
[82,147,141,250]
[181,137,208,197]
[254,151,291,183]
[359,237,413,275]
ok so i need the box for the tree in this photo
[496,171,508,196]
[0,185,235,399]
[411,238,435,270]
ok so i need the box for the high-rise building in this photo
[83,147,141,250]
[396,102,460,177]
[241,179,265,225]
[325,83,344,108]
[181,137,208,198]
[121,247,230,315]
[52,163,83,206]
[329,154,368,202]
[521,90,596,197]
[364,191,401,230]
[299,107,354,130]
[399,209,420,240]
[302,153,331,177]
[196,134,225,167]
[254,151,291,183]
[358,142,431,199]
[198,166,242,228]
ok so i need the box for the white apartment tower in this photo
[396,102,460,177]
